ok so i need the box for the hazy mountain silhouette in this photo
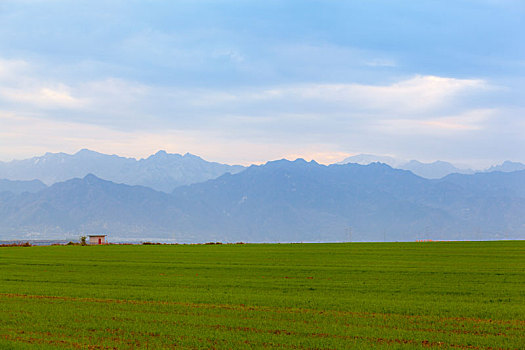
[338,154,474,179]
[338,154,402,167]
[1,160,523,242]
[0,179,47,194]
[400,160,474,179]
[486,161,525,173]
[0,149,244,192]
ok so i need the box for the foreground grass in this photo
[0,241,523,349]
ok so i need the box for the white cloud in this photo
[0,58,30,82]
[0,59,85,109]
[240,75,489,115]
[0,58,514,166]
[0,85,84,109]
[375,109,495,135]
[0,58,495,128]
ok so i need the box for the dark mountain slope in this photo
[0,161,524,242]
[441,170,525,198]
[0,174,185,239]
[172,160,472,242]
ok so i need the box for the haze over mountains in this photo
[1,151,523,190]
[0,154,524,242]
[340,154,486,179]
[0,149,244,192]
[486,161,525,173]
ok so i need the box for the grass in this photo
[0,241,523,349]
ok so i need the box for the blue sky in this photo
[0,0,523,166]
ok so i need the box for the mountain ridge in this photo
[1,160,523,242]
[339,154,523,179]
[0,149,245,192]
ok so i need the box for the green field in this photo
[0,241,523,349]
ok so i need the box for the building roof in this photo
[88,235,107,237]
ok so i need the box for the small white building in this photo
[88,235,107,245]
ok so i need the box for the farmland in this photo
[0,241,523,349]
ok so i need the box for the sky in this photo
[0,0,524,167]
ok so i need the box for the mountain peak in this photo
[146,150,180,161]
[338,154,403,167]
[183,153,203,160]
[75,149,102,157]
[83,173,102,183]
[42,151,67,158]
[486,160,525,173]
[151,150,169,158]
[258,158,323,171]
[366,161,393,169]
[0,150,244,192]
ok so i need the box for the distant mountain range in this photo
[338,154,403,167]
[339,154,524,179]
[1,151,523,193]
[400,160,474,179]
[0,160,523,242]
[0,149,244,192]
[486,161,525,173]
